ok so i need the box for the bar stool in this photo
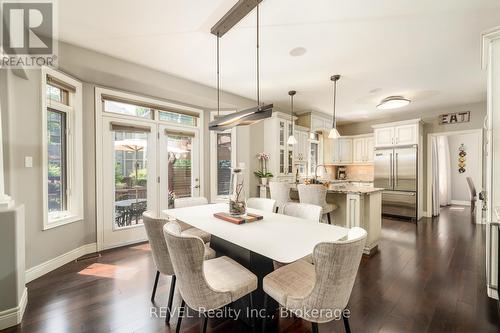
[269,181,291,213]
[297,184,337,224]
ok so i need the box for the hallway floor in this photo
[3,207,499,333]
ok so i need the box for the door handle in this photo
[395,153,399,187]
[193,185,200,189]
[389,153,393,188]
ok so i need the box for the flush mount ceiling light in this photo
[377,96,411,110]
[328,75,341,139]
[209,0,273,131]
[287,90,297,145]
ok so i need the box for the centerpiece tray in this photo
[213,212,263,225]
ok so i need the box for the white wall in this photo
[447,133,482,203]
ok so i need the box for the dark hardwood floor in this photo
[3,206,499,333]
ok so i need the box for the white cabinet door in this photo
[394,124,418,146]
[365,136,375,162]
[311,116,324,132]
[374,127,394,147]
[338,138,352,164]
[352,138,365,163]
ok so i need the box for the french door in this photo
[101,119,200,249]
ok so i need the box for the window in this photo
[104,100,153,119]
[210,111,237,201]
[42,67,83,229]
[159,110,197,126]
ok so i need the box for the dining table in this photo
[163,203,350,329]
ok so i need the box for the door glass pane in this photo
[288,150,293,173]
[310,142,318,174]
[167,133,193,207]
[280,149,285,173]
[217,133,232,196]
[47,109,67,212]
[279,122,285,146]
[113,131,148,228]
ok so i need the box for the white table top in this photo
[163,203,349,263]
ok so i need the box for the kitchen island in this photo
[289,183,383,256]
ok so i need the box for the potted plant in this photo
[254,152,273,184]
[254,170,274,185]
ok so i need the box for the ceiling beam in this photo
[210,0,262,37]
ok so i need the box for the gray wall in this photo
[1,41,262,269]
[447,132,482,202]
[338,101,486,213]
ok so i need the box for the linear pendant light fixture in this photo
[287,90,297,145]
[328,75,341,139]
[209,0,273,131]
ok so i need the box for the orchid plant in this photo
[254,152,273,179]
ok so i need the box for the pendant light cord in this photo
[256,4,260,108]
[291,93,294,133]
[217,33,220,117]
[332,79,337,128]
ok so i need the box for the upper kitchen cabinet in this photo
[296,111,332,132]
[372,119,422,147]
[328,138,353,164]
[263,111,297,179]
[352,135,375,163]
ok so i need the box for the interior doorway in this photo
[427,129,483,221]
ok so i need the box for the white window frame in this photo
[41,67,84,230]
[210,111,237,202]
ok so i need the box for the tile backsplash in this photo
[325,165,374,181]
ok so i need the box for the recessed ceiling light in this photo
[377,96,411,110]
[289,47,307,57]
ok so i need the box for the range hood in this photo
[209,104,273,131]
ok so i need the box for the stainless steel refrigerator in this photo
[374,145,418,220]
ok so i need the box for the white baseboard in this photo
[26,243,97,283]
[451,200,471,206]
[0,287,27,330]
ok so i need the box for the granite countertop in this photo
[289,183,383,194]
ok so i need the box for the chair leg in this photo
[275,206,279,213]
[151,270,160,302]
[327,212,331,225]
[176,299,185,333]
[342,315,351,333]
[261,293,269,333]
[312,322,319,333]
[200,313,208,333]
[165,275,176,324]
[249,292,256,333]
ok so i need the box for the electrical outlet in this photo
[25,156,33,168]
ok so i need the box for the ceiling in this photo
[58,0,500,122]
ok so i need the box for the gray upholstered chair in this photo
[142,212,215,324]
[297,184,337,224]
[173,196,211,243]
[247,197,276,212]
[282,202,323,222]
[163,222,258,333]
[269,181,291,213]
[262,227,367,333]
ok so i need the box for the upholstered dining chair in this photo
[247,197,276,212]
[297,184,337,224]
[262,227,367,333]
[142,212,215,324]
[282,202,323,222]
[163,222,258,333]
[269,181,291,213]
[172,196,211,243]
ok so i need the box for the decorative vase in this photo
[261,177,268,185]
[229,163,246,216]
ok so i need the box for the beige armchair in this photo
[262,227,367,333]
[173,196,212,243]
[163,222,258,333]
[142,212,215,324]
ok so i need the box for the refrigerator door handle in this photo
[395,152,399,187]
[389,152,393,188]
